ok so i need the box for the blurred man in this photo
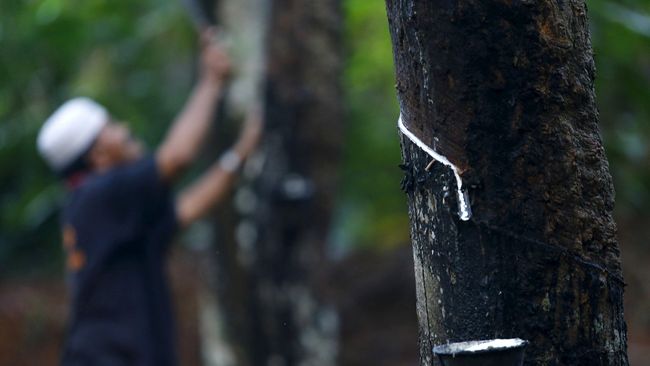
[36,29,262,366]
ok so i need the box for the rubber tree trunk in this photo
[384,1,628,365]
[207,0,344,365]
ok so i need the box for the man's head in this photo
[85,120,144,173]
[38,97,143,178]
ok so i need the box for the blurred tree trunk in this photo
[202,0,343,365]
[384,1,628,365]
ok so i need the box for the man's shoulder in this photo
[69,157,150,204]
[87,156,154,188]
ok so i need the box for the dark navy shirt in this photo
[60,156,178,366]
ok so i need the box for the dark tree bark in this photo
[205,0,344,365]
[384,1,628,365]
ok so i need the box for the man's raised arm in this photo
[157,28,231,181]
[176,107,263,228]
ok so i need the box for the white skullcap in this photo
[37,97,108,172]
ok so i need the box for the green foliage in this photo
[0,0,195,274]
[337,0,407,251]
[1,0,648,271]
[588,0,650,214]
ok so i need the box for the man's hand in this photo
[200,27,231,85]
[156,28,231,182]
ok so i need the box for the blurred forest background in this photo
[0,0,648,364]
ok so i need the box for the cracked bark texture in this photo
[209,0,343,365]
[385,1,629,365]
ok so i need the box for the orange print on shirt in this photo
[62,224,85,272]
[63,225,76,249]
[67,250,86,272]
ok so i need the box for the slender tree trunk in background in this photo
[384,1,628,365]
[193,1,270,365]
[204,0,343,365]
